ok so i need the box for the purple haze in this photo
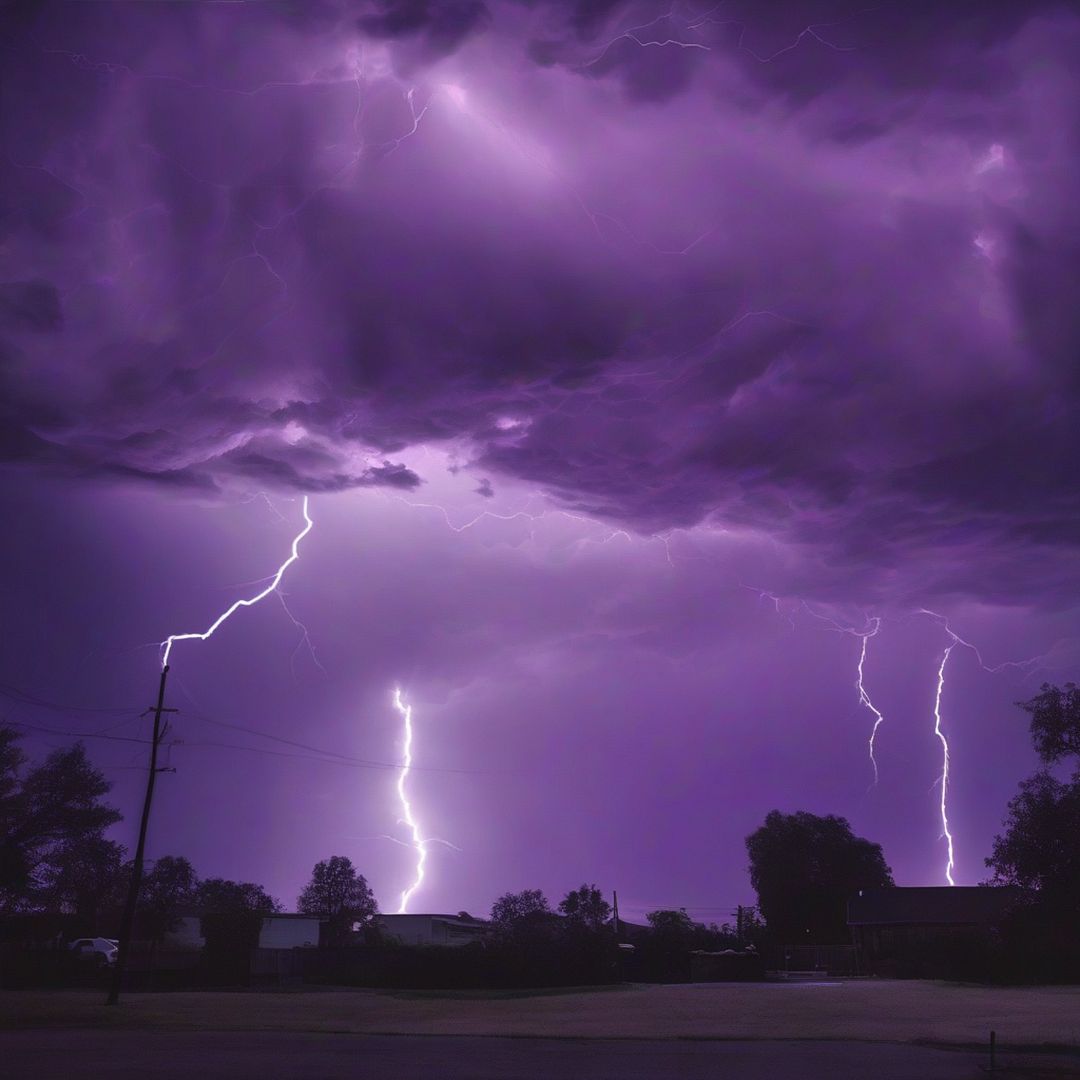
[2,1,1079,921]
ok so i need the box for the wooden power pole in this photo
[106,664,173,1005]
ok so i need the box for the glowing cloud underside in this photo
[933,644,957,886]
[392,687,427,914]
[160,496,314,667]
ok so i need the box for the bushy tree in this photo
[987,683,1080,911]
[38,836,126,926]
[559,884,611,931]
[140,855,199,942]
[981,685,1080,980]
[1019,683,1080,762]
[746,810,893,943]
[196,876,279,981]
[986,772,1080,899]
[196,877,280,913]
[298,856,377,944]
[0,733,122,911]
[490,889,551,937]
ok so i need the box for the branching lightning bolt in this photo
[160,496,314,667]
[932,641,957,886]
[798,604,886,786]
[392,686,427,914]
[855,620,886,787]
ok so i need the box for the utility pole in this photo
[612,891,619,938]
[107,664,174,1006]
[736,905,744,948]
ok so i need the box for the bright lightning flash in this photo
[855,619,886,787]
[160,496,314,667]
[392,686,427,914]
[932,642,957,886]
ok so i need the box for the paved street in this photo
[3,1031,1071,1079]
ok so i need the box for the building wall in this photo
[374,914,486,947]
[259,917,321,949]
[163,914,322,951]
[165,916,204,950]
[852,923,989,975]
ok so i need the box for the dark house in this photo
[848,886,1024,975]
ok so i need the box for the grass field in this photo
[3,981,1080,1050]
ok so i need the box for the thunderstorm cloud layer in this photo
[3,0,1080,611]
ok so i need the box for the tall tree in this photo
[559,884,611,931]
[490,889,551,936]
[196,877,280,913]
[986,683,1080,910]
[297,856,377,944]
[0,733,122,911]
[1018,683,1080,762]
[38,836,126,927]
[195,877,278,979]
[140,856,199,942]
[986,771,1080,901]
[746,810,893,943]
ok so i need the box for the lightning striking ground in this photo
[160,497,314,667]
[392,686,427,914]
[932,642,957,886]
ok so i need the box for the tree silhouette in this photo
[140,855,199,942]
[0,732,121,911]
[1018,683,1080,763]
[298,856,377,944]
[987,684,1080,910]
[197,877,280,913]
[559,884,611,930]
[746,810,893,944]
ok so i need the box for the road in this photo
[4,1031,1073,1079]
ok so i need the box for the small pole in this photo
[990,1029,996,1072]
[107,664,171,1005]
[612,891,619,937]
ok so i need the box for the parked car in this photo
[68,938,119,966]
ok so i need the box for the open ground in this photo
[4,980,1080,1047]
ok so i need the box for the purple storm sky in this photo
[2,0,1080,922]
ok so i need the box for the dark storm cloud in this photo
[0,281,62,333]
[358,0,491,58]
[2,1,1080,605]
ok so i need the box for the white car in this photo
[69,937,119,965]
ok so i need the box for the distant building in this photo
[847,886,1024,974]
[374,913,488,947]
[164,912,325,951]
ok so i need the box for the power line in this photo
[174,739,415,770]
[183,711,494,776]
[0,679,498,776]
[4,718,153,745]
[0,680,140,716]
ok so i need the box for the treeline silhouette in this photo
[3,678,1079,987]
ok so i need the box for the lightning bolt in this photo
[798,604,886,786]
[160,496,314,667]
[392,686,427,914]
[856,619,886,787]
[932,641,957,886]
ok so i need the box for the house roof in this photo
[847,886,1025,927]
[375,913,488,925]
[172,908,326,921]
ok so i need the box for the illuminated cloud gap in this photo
[160,497,313,667]
[933,644,957,886]
[392,687,427,914]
